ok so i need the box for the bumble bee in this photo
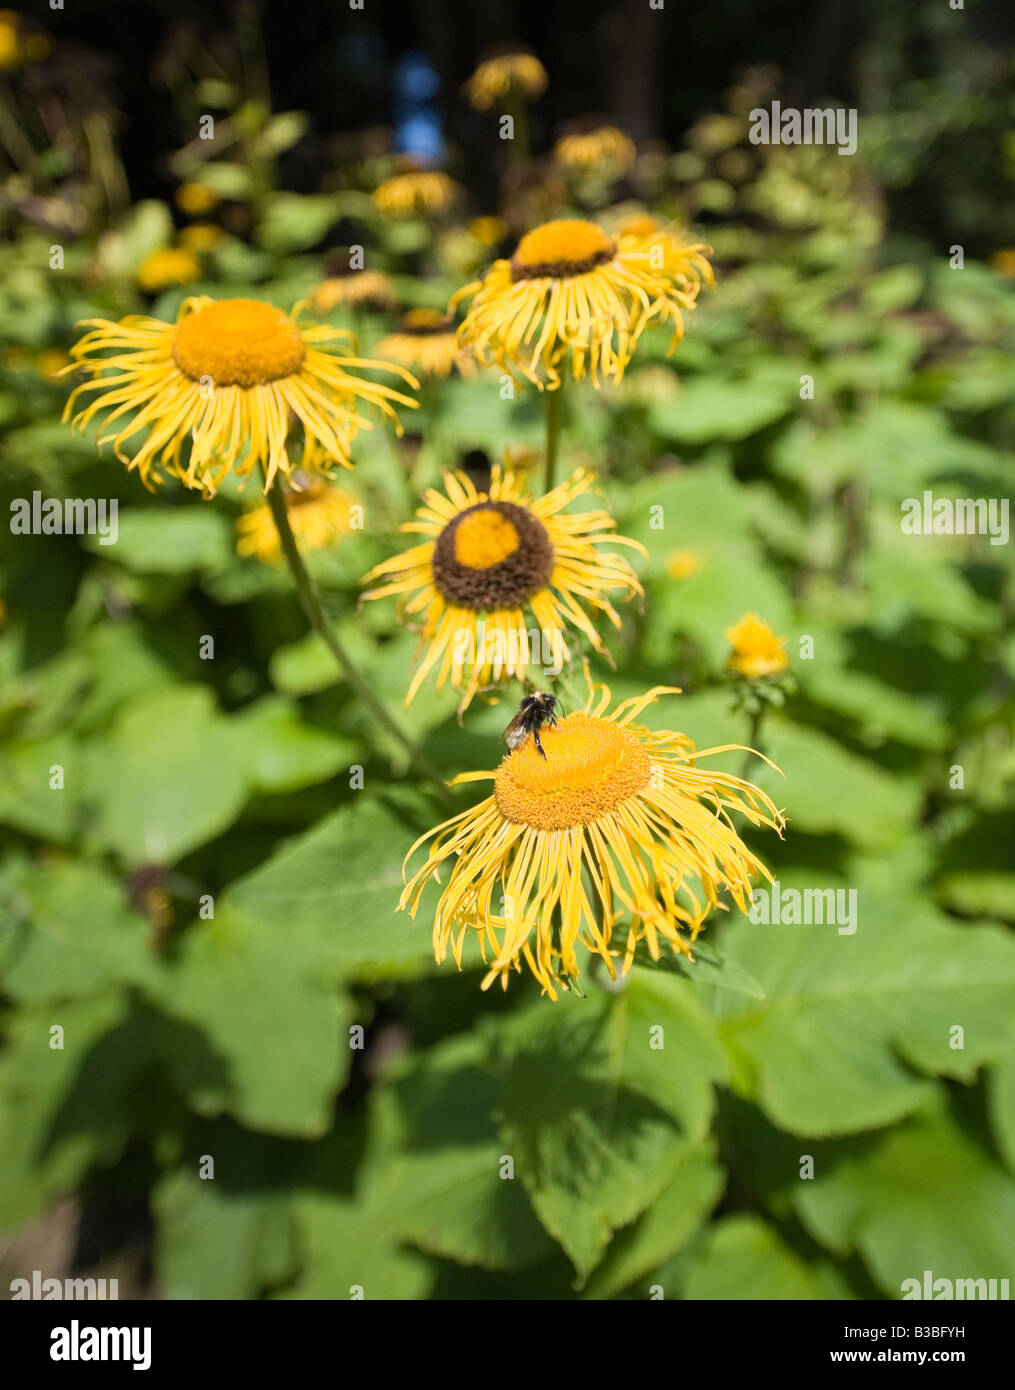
[501,691,558,759]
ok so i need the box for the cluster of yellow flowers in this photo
[62,116,785,998]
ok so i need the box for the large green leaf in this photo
[222,797,439,981]
[88,685,248,865]
[713,880,1015,1135]
[682,1214,851,1300]
[795,1097,1015,1297]
[149,910,352,1137]
[491,975,726,1283]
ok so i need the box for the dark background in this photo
[21,0,1015,256]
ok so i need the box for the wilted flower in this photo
[401,683,784,997]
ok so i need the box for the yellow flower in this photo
[401,683,784,997]
[453,217,713,389]
[0,10,22,69]
[991,248,1015,279]
[362,465,645,710]
[178,223,224,253]
[725,613,789,678]
[312,268,397,315]
[465,48,548,111]
[373,169,461,220]
[236,476,358,564]
[63,296,418,495]
[376,308,475,380]
[37,347,70,380]
[554,126,636,178]
[468,215,508,247]
[135,246,202,294]
[665,549,702,580]
[176,182,219,216]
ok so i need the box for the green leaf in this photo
[149,911,352,1137]
[795,1097,1015,1297]
[0,858,160,1003]
[283,1194,432,1300]
[989,1040,1015,1174]
[153,1169,298,1299]
[222,798,437,981]
[492,982,724,1283]
[88,685,248,865]
[232,697,355,794]
[682,1214,851,1300]
[582,1142,725,1299]
[89,507,233,574]
[714,880,1015,1135]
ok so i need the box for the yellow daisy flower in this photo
[0,10,22,70]
[312,266,397,315]
[665,549,702,580]
[376,308,476,380]
[725,613,789,678]
[178,223,224,253]
[452,217,713,389]
[465,47,548,111]
[135,246,202,294]
[554,125,636,178]
[175,182,219,216]
[236,475,358,565]
[401,683,784,998]
[361,465,645,710]
[62,296,418,495]
[373,168,461,220]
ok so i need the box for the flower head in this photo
[236,475,358,565]
[175,181,219,216]
[312,266,397,315]
[466,47,547,111]
[725,613,789,678]
[376,308,475,380]
[178,223,224,253]
[453,217,713,389]
[401,683,784,997]
[361,465,644,710]
[554,125,636,178]
[373,168,461,220]
[62,296,417,494]
[135,246,201,294]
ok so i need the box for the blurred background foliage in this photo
[1,0,1014,1300]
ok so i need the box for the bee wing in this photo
[501,711,526,743]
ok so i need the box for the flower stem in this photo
[545,383,563,493]
[262,471,453,806]
[740,702,766,781]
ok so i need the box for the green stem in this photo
[545,383,563,493]
[506,87,530,166]
[262,471,454,807]
[740,702,765,781]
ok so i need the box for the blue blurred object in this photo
[393,50,444,165]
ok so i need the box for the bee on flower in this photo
[401,683,785,998]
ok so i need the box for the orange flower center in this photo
[172,299,306,388]
[511,219,616,281]
[453,506,521,568]
[494,713,651,830]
